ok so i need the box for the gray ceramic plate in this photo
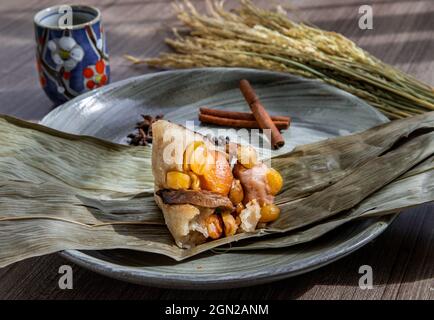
[40,68,394,289]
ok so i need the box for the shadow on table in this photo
[0,88,55,121]
[361,38,434,64]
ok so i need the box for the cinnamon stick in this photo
[199,113,289,130]
[199,107,290,124]
[239,79,285,149]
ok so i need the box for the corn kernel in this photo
[183,141,206,173]
[235,203,244,215]
[237,145,257,169]
[259,204,280,223]
[229,179,244,205]
[266,168,283,195]
[206,214,223,239]
[221,211,238,236]
[188,172,200,190]
[190,144,208,175]
[166,171,191,190]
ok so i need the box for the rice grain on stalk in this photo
[126,0,434,120]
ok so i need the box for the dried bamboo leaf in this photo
[271,131,434,232]
[0,115,153,199]
[0,180,163,225]
[0,220,177,268]
[353,157,434,217]
[273,112,434,201]
[0,113,433,266]
[2,155,432,265]
[76,194,163,224]
[217,155,434,251]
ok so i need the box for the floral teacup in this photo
[34,5,109,105]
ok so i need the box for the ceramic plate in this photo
[40,68,394,289]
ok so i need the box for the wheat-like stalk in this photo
[126,0,434,119]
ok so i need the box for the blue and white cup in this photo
[34,5,110,105]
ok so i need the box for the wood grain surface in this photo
[0,0,432,300]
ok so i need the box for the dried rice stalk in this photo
[130,0,434,119]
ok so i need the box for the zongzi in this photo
[151,120,283,248]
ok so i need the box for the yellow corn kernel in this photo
[183,141,205,172]
[190,145,208,175]
[166,171,191,190]
[259,204,280,223]
[235,203,244,215]
[229,179,244,205]
[221,211,238,236]
[206,214,223,239]
[266,168,283,195]
[235,215,241,226]
[237,145,257,169]
[188,172,200,190]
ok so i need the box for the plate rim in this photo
[41,67,394,289]
[59,215,396,289]
[41,67,388,125]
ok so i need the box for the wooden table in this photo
[0,0,432,300]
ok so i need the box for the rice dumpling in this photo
[151,120,283,248]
